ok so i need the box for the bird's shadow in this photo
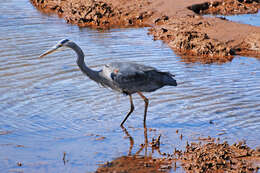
[96,125,175,172]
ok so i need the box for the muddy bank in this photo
[96,134,260,172]
[189,0,260,15]
[30,0,154,28]
[30,0,260,63]
[95,128,260,172]
[148,15,235,64]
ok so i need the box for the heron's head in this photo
[39,39,71,58]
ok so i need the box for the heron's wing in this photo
[109,62,158,90]
[100,62,176,93]
[112,70,148,83]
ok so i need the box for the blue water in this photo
[213,10,260,26]
[0,0,260,172]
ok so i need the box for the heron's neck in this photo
[68,43,100,82]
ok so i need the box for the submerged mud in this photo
[30,0,260,63]
[96,156,174,173]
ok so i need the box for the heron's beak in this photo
[39,45,60,58]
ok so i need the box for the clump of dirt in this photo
[30,0,153,29]
[188,0,260,15]
[235,33,260,58]
[149,15,234,63]
[180,141,260,172]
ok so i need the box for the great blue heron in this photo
[40,39,177,126]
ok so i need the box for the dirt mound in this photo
[31,0,153,29]
[188,0,260,15]
[96,138,260,172]
[181,141,260,172]
[149,15,234,63]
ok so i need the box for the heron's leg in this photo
[120,94,135,126]
[137,92,149,126]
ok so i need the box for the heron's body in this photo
[40,39,177,126]
[96,62,177,94]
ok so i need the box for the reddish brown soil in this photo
[96,140,260,173]
[148,16,235,64]
[192,0,260,15]
[30,0,260,63]
[181,141,260,172]
[95,128,260,172]
[30,0,153,28]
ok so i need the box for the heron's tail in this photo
[166,77,177,86]
[161,72,177,86]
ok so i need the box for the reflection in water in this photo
[96,126,176,173]
[122,126,148,156]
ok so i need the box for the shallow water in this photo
[0,0,260,172]
[210,10,260,26]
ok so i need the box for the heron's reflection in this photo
[121,125,149,156]
[96,125,174,172]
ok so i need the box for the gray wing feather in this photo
[109,62,165,93]
[100,62,176,94]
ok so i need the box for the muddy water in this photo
[0,0,260,172]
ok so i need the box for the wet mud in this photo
[189,0,260,15]
[96,128,260,172]
[30,0,153,28]
[148,16,235,64]
[96,156,174,173]
[181,140,260,172]
[30,0,260,63]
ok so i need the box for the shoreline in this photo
[31,0,260,63]
[96,130,260,172]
